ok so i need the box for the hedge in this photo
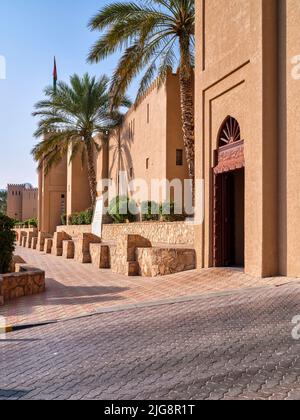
[0,214,16,274]
[108,196,137,224]
[61,209,93,226]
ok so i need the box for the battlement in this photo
[7,184,26,189]
[7,183,36,190]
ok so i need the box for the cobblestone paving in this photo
[0,246,298,327]
[0,283,299,400]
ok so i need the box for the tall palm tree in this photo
[32,73,130,207]
[88,0,195,196]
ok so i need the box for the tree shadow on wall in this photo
[109,125,136,191]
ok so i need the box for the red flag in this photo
[53,57,57,92]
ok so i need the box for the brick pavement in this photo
[0,246,298,327]
[0,283,299,400]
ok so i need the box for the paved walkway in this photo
[0,282,299,400]
[0,246,298,327]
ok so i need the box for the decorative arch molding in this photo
[214,116,245,174]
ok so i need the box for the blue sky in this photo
[0,0,138,189]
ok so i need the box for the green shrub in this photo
[68,208,94,226]
[24,218,38,228]
[159,201,186,222]
[0,215,16,274]
[71,212,82,225]
[108,196,136,224]
[83,208,93,225]
[141,201,159,221]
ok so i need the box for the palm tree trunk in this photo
[117,127,121,197]
[85,138,98,208]
[179,70,195,204]
[179,34,195,205]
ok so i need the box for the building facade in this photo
[36,1,300,279]
[38,72,190,233]
[194,0,300,277]
[108,70,190,205]
[38,157,68,234]
[7,184,38,221]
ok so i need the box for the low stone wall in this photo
[56,222,194,246]
[15,228,38,235]
[15,228,38,243]
[0,264,45,306]
[136,248,196,277]
[57,225,92,237]
[102,222,195,246]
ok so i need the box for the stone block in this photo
[62,240,75,259]
[44,238,53,254]
[111,235,152,276]
[9,255,26,273]
[136,247,196,277]
[52,231,72,257]
[25,230,38,249]
[31,237,38,250]
[36,232,52,252]
[21,235,27,247]
[74,234,101,264]
[90,243,110,269]
[18,231,27,246]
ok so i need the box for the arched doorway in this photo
[213,117,245,267]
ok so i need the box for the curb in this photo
[3,321,57,334]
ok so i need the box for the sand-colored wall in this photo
[22,188,38,220]
[7,185,23,220]
[39,156,67,234]
[195,0,278,277]
[108,72,188,206]
[278,0,300,277]
[67,145,91,218]
[166,73,191,197]
[7,184,38,221]
[108,79,167,204]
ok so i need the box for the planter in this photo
[0,258,45,306]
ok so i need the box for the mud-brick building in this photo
[194,0,300,277]
[7,183,38,221]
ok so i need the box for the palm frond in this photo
[88,0,195,108]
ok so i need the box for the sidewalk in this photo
[0,246,297,327]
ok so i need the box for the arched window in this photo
[218,116,241,148]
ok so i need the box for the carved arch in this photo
[218,116,241,148]
[214,116,244,174]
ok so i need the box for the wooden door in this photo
[213,173,235,267]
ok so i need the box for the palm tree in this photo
[32,73,130,207]
[88,0,195,195]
